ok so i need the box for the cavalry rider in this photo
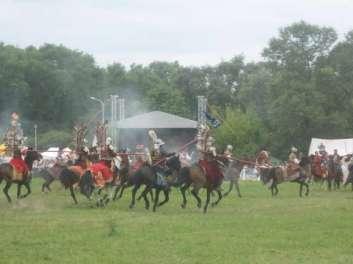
[89,137,117,188]
[333,149,343,174]
[148,129,174,186]
[9,148,29,180]
[318,143,328,163]
[256,149,271,167]
[287,146,302,175]
[288,147,299,164]
[197,125,223,186]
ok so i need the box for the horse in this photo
[257,156,311,197]
[59,158,118,206]
[221,157,249,198]
[177,157,224,213]
[0,150,42,202]
[326,155,343,191]
[40,160,73,192]
[113,155,180,212]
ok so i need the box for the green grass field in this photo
[0,178,353,264]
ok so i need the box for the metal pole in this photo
[34,124,38,150]
[101,101,105,123]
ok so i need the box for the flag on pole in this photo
[204,111,221,128]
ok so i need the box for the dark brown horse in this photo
[0,150,42,202]
[178,159,224,213]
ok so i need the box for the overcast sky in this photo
[1,0,352,67]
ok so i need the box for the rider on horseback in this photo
[148,130,174,186]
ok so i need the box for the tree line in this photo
[0,21,352,159]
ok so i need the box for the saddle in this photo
[275,165,300,183]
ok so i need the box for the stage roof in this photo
[111,111,198,129]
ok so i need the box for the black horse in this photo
[113,155,181,212]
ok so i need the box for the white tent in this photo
[41,147,59,160]
[308,138,353,156]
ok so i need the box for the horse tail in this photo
[59,168,80,189]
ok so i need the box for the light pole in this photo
[34,124,38,150]
[89,96,105,123]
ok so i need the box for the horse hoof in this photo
[181,204,186,209]
[211,203,216,207]
[129,204,134,209]
[197,203,201,209]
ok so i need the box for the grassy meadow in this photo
[0,178,353,264]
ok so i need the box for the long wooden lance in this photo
[152,138,197,167]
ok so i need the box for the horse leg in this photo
[223,180,233,197]
[299,182,303,197]
[211,189,222,207]
[141,186,151,210]
[129,185,140,209]
[327,178,332,191]
[46,177,55,192]
[180,183,190,209]
[275,184,279,196]
[20,182,31,199]
[3,181,12,203]
[191,187,202,208]
[158,189,170,207]
[304,182,309,196]
[234,179,242,198]
[149,189,154,201]
[112,185,121,201]
[203,189,211,213]
[271,186,274,196]
[69,185,78,204]
[153,189,160,212]
[17,184,22,199]
[137,186,147,201]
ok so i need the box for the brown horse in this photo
[59,158,118,206]
[0,150,42,202]
[178,159,224,213]
[257,156,311,197]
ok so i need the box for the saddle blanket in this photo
[89,162,113,188]
[199,159,223,186]
[10,158,28,181]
